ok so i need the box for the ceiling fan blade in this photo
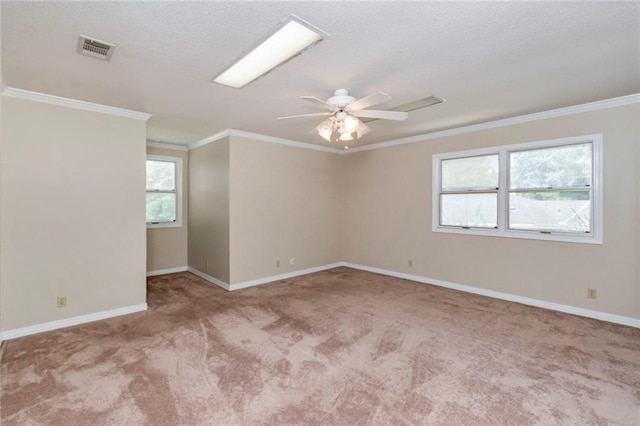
[360,95,445,123]
[345,92,391,112]
[277,112,333,120]
[300,96,339,112]
[352,110,408,121]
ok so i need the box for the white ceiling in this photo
[1,2,639,148]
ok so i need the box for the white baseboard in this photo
[343,262,640,329]
[187,267,230,290]
[1,303,148,341]
[4,263,636,342]
[229,262,344,291]
[187,263,344,292]
[147,266,188,277]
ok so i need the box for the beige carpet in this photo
[1,267,639,425]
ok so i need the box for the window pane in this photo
[441,155,499,191]
[146,160,176,191]
[146,193,176,222]
[509,191,590,233]
[441,193,497,228]
[510,143,591,190]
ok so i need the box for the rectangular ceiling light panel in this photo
[212,16,327,89]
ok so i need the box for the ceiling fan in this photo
[278,89,408,143]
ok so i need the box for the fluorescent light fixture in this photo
[212,15,328,89]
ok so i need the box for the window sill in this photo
[432,226,602,245]
[147,221,183,229]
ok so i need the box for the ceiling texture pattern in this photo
[1,1,639,148]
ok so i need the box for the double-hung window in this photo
[433,134,602,244]
[440,154,499,229]
[146,155,182,228]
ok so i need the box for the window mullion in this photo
[498,150,508,232]
[508,187,591,193]
[440,190,498,195]
[146,189,176,194]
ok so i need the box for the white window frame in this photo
[146,155,183,229]
[432,134,603,244]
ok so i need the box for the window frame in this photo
[439,153,500,230]
[146,155,183,229]
[432,134,603,244]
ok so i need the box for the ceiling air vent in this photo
[77,35,116,61]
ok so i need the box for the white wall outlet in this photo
[57,296,67,308]
[587,288,597,299]
[290,258,295,265]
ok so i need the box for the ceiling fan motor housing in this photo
[327,89,356,109]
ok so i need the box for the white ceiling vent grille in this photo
[77,35,116,61]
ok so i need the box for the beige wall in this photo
[0,82,3,337]
[146,146,188,272]
[188,138,230,282]
[342,104,640,319]
[0,97,147,330]
[229,137,342,284]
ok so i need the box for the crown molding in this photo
[346,93,640,153]
[10,86,632,152]
[227,129,343,153]
[1,87,152,121]
[189,128,343,154]
[147,141,188,151]
[188,130,232,150]
[186,93,639,155]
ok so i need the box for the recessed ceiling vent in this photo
[77,35,116,61]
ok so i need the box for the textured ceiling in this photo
[1,2,639,148]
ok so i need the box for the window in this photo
[440,154,499,229]
[146,155,182,228]
[433,134,602,244]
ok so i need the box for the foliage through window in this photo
[146,156,182,227]
[432,135,602,244]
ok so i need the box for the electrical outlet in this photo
[57,296,67,308]
[408,260,413,267]
[276,260,280,268]
[290,258,295,265]
[205,259,209,268]
[587,288,597,299]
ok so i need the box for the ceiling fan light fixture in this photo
[281,88,409,145]
[342,114,360,133]
[317,117,334,141]
[356,122,371,138]
[318,127,333,142]
[211,16,328,89]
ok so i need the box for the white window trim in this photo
[432,134,603,244]
[146,154,183,229]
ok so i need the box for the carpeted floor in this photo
[1,267,639,425]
